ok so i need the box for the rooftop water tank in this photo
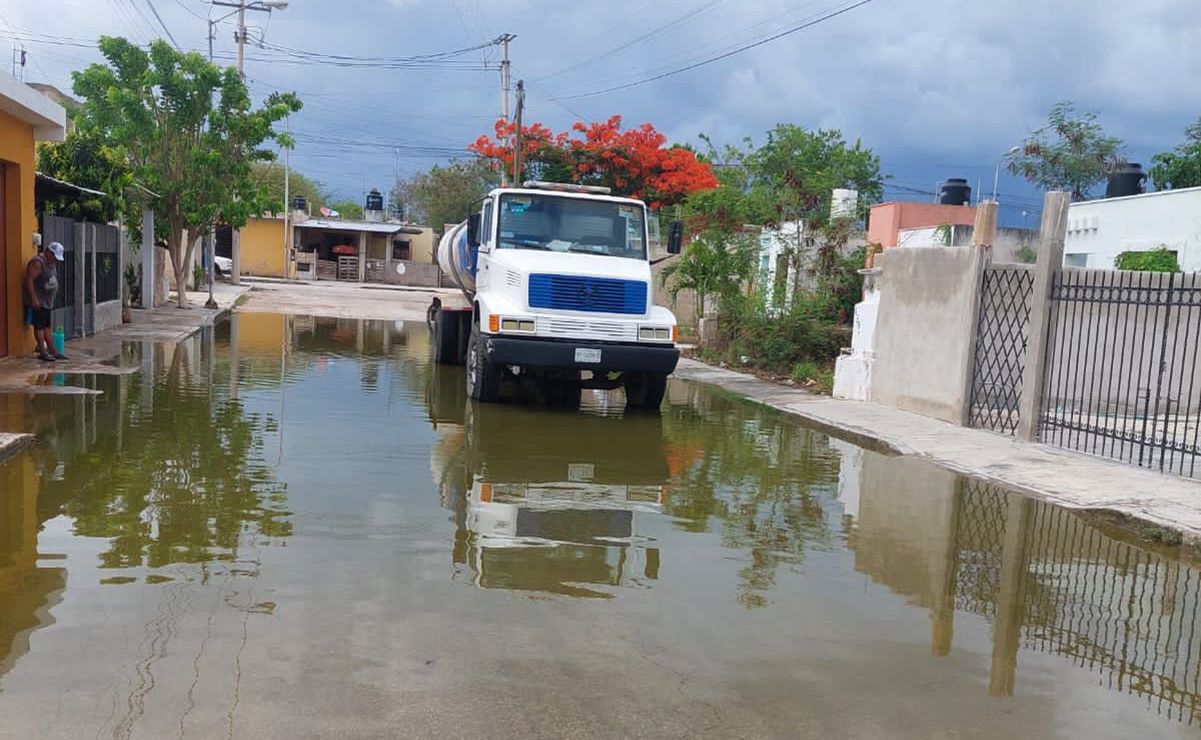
[939,178,971,206]
[1105,163,1147,199]
[366,188,384,212]
[290,194,307,212]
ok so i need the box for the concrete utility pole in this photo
[210,1,289,79]
[1016,191,1072,442]
[497,33,516,186]
[283,114,291,278]
[512,80,525,186]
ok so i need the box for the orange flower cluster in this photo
[469,115,717,209]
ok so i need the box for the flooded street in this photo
[1,313,1199,739]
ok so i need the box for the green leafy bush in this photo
[717,291,850,374]
[1115,248,1180,272]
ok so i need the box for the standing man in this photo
[24,241,66,362]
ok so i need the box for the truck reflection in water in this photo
[428,371,666,597]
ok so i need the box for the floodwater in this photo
[0,314,1199,739]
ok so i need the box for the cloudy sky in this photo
[3,0,1200,223]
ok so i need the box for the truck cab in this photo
[434,181,683,409]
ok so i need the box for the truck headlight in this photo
[501,318,536,333]
[639,327,671,341]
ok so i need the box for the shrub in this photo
[1115,248,1180,272]
[717,290,850,373]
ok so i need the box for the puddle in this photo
[0,313,1197,737]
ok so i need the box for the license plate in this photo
[574,348,602,363]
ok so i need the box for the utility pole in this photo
[496,33,516,186]
[283,114,291,279]
[211,1,289,79]
[512,80,525,186]
[235,1,246,77]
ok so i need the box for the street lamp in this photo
[992,146,1022,204]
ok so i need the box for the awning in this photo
[36,172,109,201]
[296,219,403,234]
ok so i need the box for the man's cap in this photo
[47,242,65,261]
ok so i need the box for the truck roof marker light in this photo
[488,314,500,332]
[521,180,613,196]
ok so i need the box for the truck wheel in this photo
[624,372,667,411]
[466,324,502,402]
[433,309,460,365]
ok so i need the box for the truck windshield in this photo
[497,193,647,260]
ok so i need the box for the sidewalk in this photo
[673,358,1201,547]
[0,282,251,458]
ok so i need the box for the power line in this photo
[169,0,209,21]
[550,0,883,101]
[537,0,731,82]
[143,0,181,49]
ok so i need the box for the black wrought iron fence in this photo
[968,265,1035,434]
[1040,269,1201,477]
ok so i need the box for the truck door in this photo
[475,199,495,291]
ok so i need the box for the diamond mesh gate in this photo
[968,265,1035,434]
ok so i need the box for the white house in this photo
[1064,186,1201,271]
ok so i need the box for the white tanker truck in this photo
[429,181,684,410]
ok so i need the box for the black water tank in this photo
[939,178,971,206]
[366,188,384,212]
[291,194,307,212]
[1106,163,1147,199]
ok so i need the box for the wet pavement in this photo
[0,313,1199,739]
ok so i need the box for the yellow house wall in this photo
[0,109,37,357]
[368,235,388,259]
[408,228,435,263]
[234,311,285,357]
[238,218,286,277]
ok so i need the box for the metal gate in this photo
[968,265,1035,434]
[41,214,78,338]
[1040,269,1201,477]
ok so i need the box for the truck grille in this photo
[528,274,647,315]
[542,318,638,342]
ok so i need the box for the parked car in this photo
[214,256,233,276]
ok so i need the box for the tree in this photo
[469,115,718,209]
[659,230,759,320]
[1008,101,1125,202]
[250,162,327,214]
[327,199,364,219]
[684,125,882,232]
[73,37,301,307]
[36,122,132,223]
[1150,118,1201,191]
[391,159,497,234]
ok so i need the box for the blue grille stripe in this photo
[528,274,647,315]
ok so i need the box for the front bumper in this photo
[484,336,680,375]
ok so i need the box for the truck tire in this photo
[624,372,667,411]
[433,309,460,365]
[466,324,502,403]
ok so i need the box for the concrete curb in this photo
[673,358,1201,551]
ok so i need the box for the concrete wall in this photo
[897,225,1036,264]
[385,260,441,287]
[871,247,984,423]
[237,217,286,277]
[1064,187,1201,271]
[650,254,698,329]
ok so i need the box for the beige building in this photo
[234,213,439,286]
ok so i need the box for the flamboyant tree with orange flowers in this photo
[469,115,718,209]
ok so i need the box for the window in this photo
[481,200,493,247]
[497,193,647,260]
[392,240,411,261]
[1064,253,1089,268]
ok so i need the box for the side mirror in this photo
[466,213,482,247]
[667,221,684,255]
